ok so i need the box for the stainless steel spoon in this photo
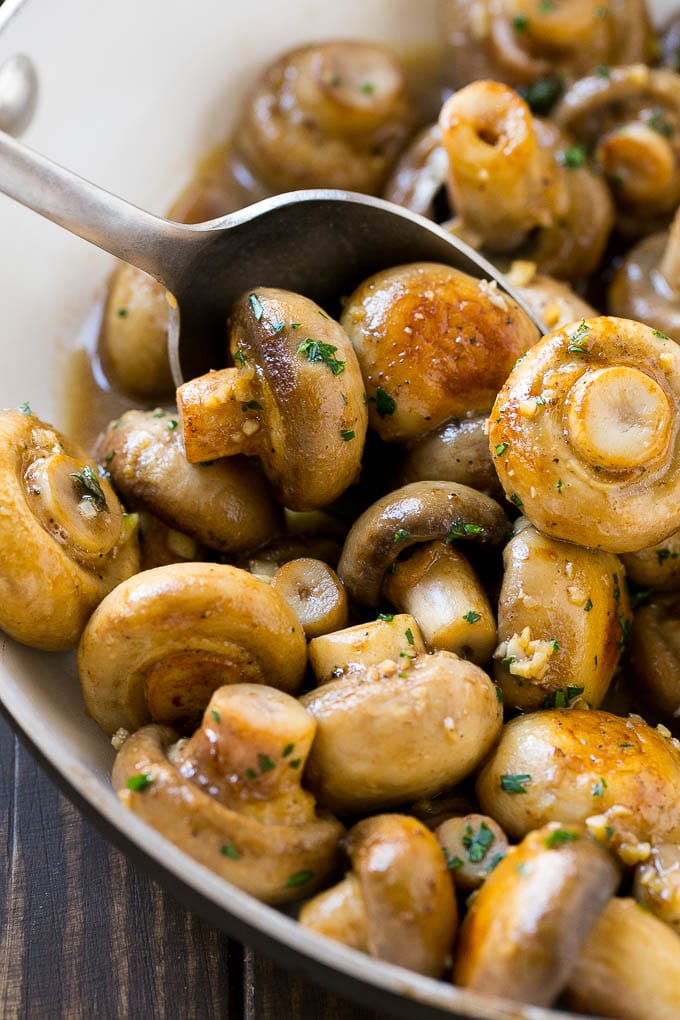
[0,129,544,386]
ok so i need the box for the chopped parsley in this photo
[495,685,504,703]
[647,108,675,138]
[282,743,295,758]
[556,479,563,493]
[297,338,346,376]
[373,387,396,416]
[500,773,531,794]
[567,319,591,352]
[126,773,153,792]
[241,400,263,412]
[70,465,108,512]
[444,852,464,871]
[233,350,247,367]
[463,610,481,624]
[271,320,286,334]
[220,842,240,860]
[652,329,671,339]
[509,493,523,507]
[393,528,410,543]
[377,613,394,623]
[257,753,276,773]
[583,598,593,612]
[405,628,415,646]
[359,82,375,94]
[18,402,32,415]
[444,520,485,543]
[513,13,528,31]
[592,777,608,797]
[340,429,355,442]
[519,75,563,115]
[462,821,495,863]
[542,685,585,709]
[501,655,516,672]
[117,307,129,318]
[657,548,678,565]
[495,443,509,456]
[289,758,301,769]
[286,870,315,888]
[245,768,258,780]
[558,146,587,169]
[248,292,264,320]
[544,828,579,848]
[210,708,221,723]
[167,419,178,431]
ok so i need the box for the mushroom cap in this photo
[396,414,502,497]
[608,229,680,338]
[78,562,307,735]
[337,480,509,607]
[340,262,539,442]
[627,593,680,719]
[0,407,140,650]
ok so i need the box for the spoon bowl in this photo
[0,129,545,387]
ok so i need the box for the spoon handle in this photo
[0,129,188,285]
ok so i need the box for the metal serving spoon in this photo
[0,128,544,386]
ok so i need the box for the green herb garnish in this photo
[394,528,410,543]
[126,773,153,792]
[373,387,396,416]
[70,465,108,512]
[462,821,495,863]
[444,520,485,543]
[463,610,481,624]
[378,613,394,623]
[592,777,608,797]
[495,443,509,456]
[297,338,346,376]
[258,754,276,773]
[248,292,264,320]
[405,628,415,646]
[544,828,580,848]
[220,842,240,860]
[500,773,531,794]
[340,429,355,442]
[286,870,314,888]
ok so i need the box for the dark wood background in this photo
[0,713,388,1019]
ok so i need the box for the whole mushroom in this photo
[609,207,680,338]
[627,593,680,720]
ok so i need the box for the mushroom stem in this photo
[177,366,265,463]
[596,122,676,206]
[271,558,348,639]
[298,873,369,951]
[660,208,680,292]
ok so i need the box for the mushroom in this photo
[299,814,457,977]
[440,0,652,92]
[337,480,509,608]
[307,614,427,686]
[476,709,680,853]
[438,80,614,278]
[382,124,448,219]
[554,65,680,236]
[95,408,282,555]
[493,518,632,711]
[453,822,620,1007]
[396,415,503,498]
[112,683,343,905]
[608,207,680,338]
[270,558,349,639]
[627,594,680,720]
[300,649,503,814]
[621,528,680,591]
[177,287,367,510]
[232,41,413,195]
[0,406,140,650]
[339,262,540,444]
[634,844,680,933]
[504,259,598,332]
[135,511,206,571]
[488,316,680,553]
[435,813,510,892]
[564,897,680,1020]
[98,264,174,400]
[77,562,307,735]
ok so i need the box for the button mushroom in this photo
[476,709,680,853]
[383,124,449,220]
[396,415,503,498]
[634,843,680,933]
[494,518,632,711]
[270,558,348,639]
[177,287,367,510]
[627,594,680,720]
[621,528,680,591]
[504,259,598,332]
[78,562,307,735]
[299,814,457,978]
[0,406,140,650]
[112,683,343,905]
[435,813,510,892]
[453,822,620,1007]
[95,408,282,555]
[300,649,503,815]
[609,206,680,338]
[232,41,413,195]
[488,315,680,553]
[339,262,539,444]
[306,614,427,686]
[564,897,680,1020]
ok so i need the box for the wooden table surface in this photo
[0,712,389,1020]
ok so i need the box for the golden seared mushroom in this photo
[634,844,680,932]
[95,408,281,555]
[435,813,510,892]
[178,288,367,510]
[382,542,497,665]
[270,558,348,639]
[504,259,597,332]
[622,529,680,591]
[0,406,139,650]
[453,822,620,1007]
[488,316,680,553]
[337,480,509,608]
[301,650,503,815]
[396,415,503,497]
[113,684,343,905]
[299,814,457,977]
[494,518,632,711]
[441,0,652,92]
[307,614,427,686]
[78,562,307,735]
[555,65,680,236]
[565,897,680,1020]
[609,207,680,338]
[232,41,413,195]
[340,262,539,444]
[99,264,174,400]
[438,81,614,279]
[476,709,680,853]
[627,594,680,719]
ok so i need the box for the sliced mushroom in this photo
[78,562,307,735]
[488,316,680,553]
[0,407,140,650]
[307,614,427,686]
[301,650,503,814]
[565,897,680,1020]
[608,207,680,338]
[340,262,539,444]
[494,519,631,711]
[453,822,620,1007]
[98,264,174,400]
[95,408,281,555]
[233,41,413,195]
[634,843,680,933]
[476,709,680,851]
[270,558,348,639]
[299,814,457,977]
[112,684,343,905]
[435,813,510,892]
[627,594,680,720]
[177,287,367,510]
[337,480,509,607]
[438,80,614,278]
[396,415,502,497]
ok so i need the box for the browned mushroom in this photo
[270,558,349,639]
[621,528,680,591]
[306,614,427,686]
[435,813,510,892]
[299,814,457,977]
[382,124,448,219]
[627,594,680,720]
[112,684,343,904]
[609,207,680,337]
[396,415,503,497]
[177,287,367,510]
[232,41,413,195]
[0,406,140,650]
[504,260,598,331]
[95,408,282,555]
[453,822,620,1006]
